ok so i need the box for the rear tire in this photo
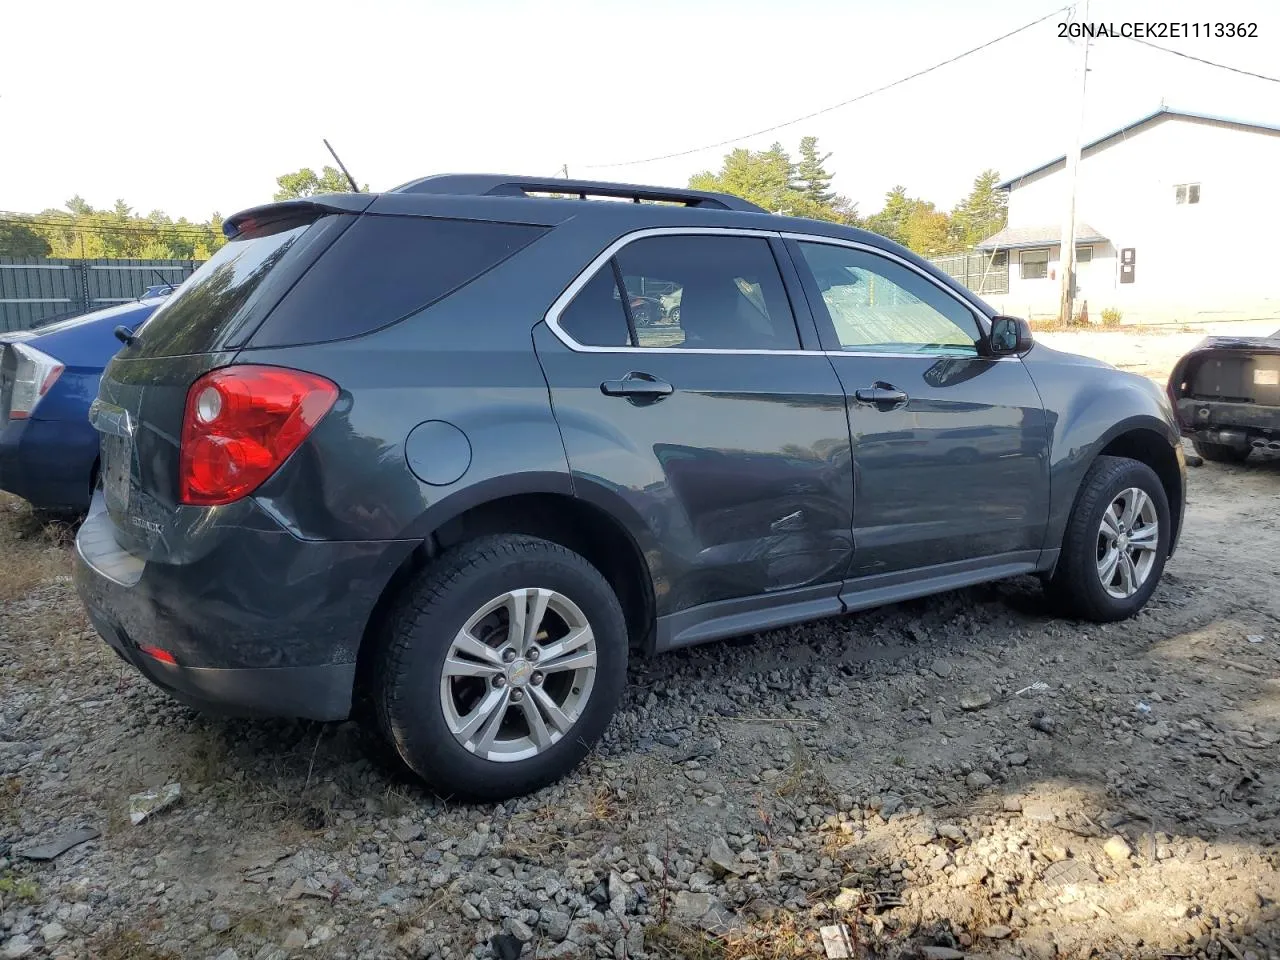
[1047,455,1170,622]
[1192,439,1250,463]
[374,534,627,800]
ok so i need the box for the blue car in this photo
[0,292,170,512]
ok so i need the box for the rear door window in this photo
[554,234,802,351]
[249,216,549,347]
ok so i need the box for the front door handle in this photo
[854,383,909,407]
[600,372,674,399]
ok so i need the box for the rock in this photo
[1021,800,1055,823]
[931,660,953,678]
[507,918,534,942]
[657,732,682,747]
[937,824,963,840]
[282,929,307,950]
[456,830,488,858]
[1003,797,1023,812]
[40,924,67,945]
[461,901,481,921]
[540,908,572,941]
[959,691,992,711]
[210,913,232,933]
[491,933,524,960]
[965,771,992,789]
[378,886,404,906]
[832,887,861,911]
[214,950,239,960]
[393,823,423,843]
[676,738,720,762]
[312,925,334,943]
[981,924,1013,939]
[707,837,741,877]
[673,890,717,919]
[950,864,988,887]
[920,948,966,959]
[1029,715,1056,734]
[1103,835,1132,862]
[1,936,33,960]
[1008,752,1028,766]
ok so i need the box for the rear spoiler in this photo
[223,195,375,239]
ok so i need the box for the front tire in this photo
[1047,455,1170,622]
[374,535,628,800]
[1192,439,1249,463]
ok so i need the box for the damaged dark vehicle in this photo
[1168,329,1280,462]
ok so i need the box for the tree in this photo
[864,186,957,255]
[796,136,836,206]
[950,169,1007,249]
[690,137,858,225]
[0,221,52,258]
[273,165,366,200]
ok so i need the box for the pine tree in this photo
[796,136,836,206]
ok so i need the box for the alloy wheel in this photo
[1096,487,1159,599]
[440,588,597,762]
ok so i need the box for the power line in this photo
[0,215,220,239]
[1128,37,1280,84]
[582,3,1072,170]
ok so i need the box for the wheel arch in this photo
[354,483,658,706]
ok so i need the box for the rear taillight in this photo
[179,365,338,506]
[9,344,65,419]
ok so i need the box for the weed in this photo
[1101,307,1123,327]
[0,871,40,905]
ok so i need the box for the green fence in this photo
[0,258,205,332]
[928,251,1009,296]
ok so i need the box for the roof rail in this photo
[388,174,766,213]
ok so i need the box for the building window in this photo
[989,251,1008,268]
[1174,183,1201,205]
[1075,245,1093,263]
[1020,248,1049,280]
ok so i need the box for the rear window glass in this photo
[248,216,549,347]
[132,221,312,357]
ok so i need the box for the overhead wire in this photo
[580,3,1074,170]
[1127,37,1280,84]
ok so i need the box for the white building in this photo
[979,108,1280,324]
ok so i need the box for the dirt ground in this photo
[1,331,1278,960]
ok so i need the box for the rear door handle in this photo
[600,373,674,399]
[853,383,909,407]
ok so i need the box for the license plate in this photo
[102,433,132,513]
[1254,368,1279,386]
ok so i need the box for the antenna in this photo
[151,268,176,293]
[323,138,361,192]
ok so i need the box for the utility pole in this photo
[561,164,570,179]
[1059,0,1090,326]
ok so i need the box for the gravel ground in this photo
[2,353,1279,960]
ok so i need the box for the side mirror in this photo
[988,315,1033,356]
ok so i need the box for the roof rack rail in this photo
[388,174,766,213]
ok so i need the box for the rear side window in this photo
[249,216,548,347]
[133,221,312,357]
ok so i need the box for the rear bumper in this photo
[73,493,415,721]
[0,416,97,511]
[1176,398,1280,442]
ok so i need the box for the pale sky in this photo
[2,0,1278,222]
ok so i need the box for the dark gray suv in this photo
[74,175,1186,800]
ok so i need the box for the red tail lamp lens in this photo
[179,365,338,506]
[139,645,177,665]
